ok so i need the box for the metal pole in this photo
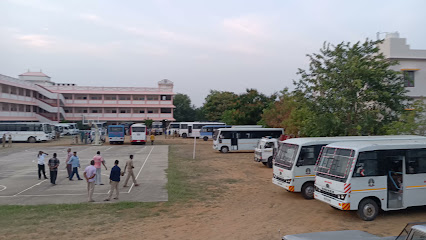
[193,136,196,159]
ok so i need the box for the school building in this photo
[0,71,175,123]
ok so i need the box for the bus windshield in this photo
[274,143,299,170]
[316,147,354,182]
[213,130,220,140]
[43,124,52,133]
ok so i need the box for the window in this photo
[133,95,145,100]
[76,95,87,100]
[220,131,233,139]
[161,95,172,100]
[90,95,101,100]
[161,108,172,113]
[147,108,158,113]
[139,109,145,113]
[406,149,426,174]
[404,71,415,87]
[353,151,385,177]
[296,145,323,166]
[105,95,117,100]
[119,95,130,100]
[147,95,158,100]
[119,109,130,113]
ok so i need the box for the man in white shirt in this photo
[37,151,49,180]
[84,160,97,202]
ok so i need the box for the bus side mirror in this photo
[296,160,303,167]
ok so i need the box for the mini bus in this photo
[130,123,147,144]
[179,122,226,138]
[272,135,426,199]
[314,139,426,221]
[152,121,163,135]
[0,122,52,143]
[254,137,278,168]
[108,125,125,144]
[200,125,232,141]
[213,127,284,153]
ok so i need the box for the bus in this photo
[167,122,180,136]
[200,125,232,141]
[314,139,426,221]
[0,122,52,143]
[152,121,163,135]
[272,135,426,199]
[130,124,147,144]
[179,122,226,138]
[213,127,284,153]
[108,125,125,144]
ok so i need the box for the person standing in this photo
[93,151,107,185]
[84,160,97,202]
[150,133,155,145]
[68,152,83,181]
[48,153,60,185]
[2,133,6,147]
[123,155,139,187]
[7,134,12,147]
[37,151,49,180]
[104,160,121,201]
[65,148,73,178]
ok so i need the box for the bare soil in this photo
[2,135,426,240]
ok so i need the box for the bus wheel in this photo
[182,133,187,138]
[301,182,315,199]
[203,137,208,141]
[358,198,379,221]
[220,146,229,153]
[267,157,273,168]
[28,137,36,143]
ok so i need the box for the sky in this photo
[1,0,426,107]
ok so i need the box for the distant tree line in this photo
[173,39,426,136]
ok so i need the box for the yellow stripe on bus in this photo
[351,188,386,192]
[294,175,315,178]
[406,185,426,189]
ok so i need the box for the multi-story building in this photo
[0,71,175,123]
[380,32,426,104]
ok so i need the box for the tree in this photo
[222,89,276,125]
[260,89,311,136]
[385,100,426,135]
[173,93,196,122]
[203,90,238,121]
[144,119,153,128]
[294,39,409,136]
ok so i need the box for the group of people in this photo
[36,149,140,202]
[2,133,12,147]
[164,130,178,139]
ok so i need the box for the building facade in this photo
[0,71,175,123]
[380,32,426,104]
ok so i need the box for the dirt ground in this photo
[2,135,426,240]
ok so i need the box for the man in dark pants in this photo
[104,160,121,201]
[37,151,49,180]
[48,153,60,185]
[68,151,83,180]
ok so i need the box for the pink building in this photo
[0,71,175,123]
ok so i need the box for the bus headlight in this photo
[338,194,346,200]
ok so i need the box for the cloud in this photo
[223,16,267,38]
[17,34,54,48]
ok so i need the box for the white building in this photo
[380,32,426,104]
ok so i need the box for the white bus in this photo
[314,139,426,221]
[55,123,79,135]
[0,122,52,143]
[213,127,284,153]
[272,135,426,199]
[130,124,147,144]
[179,122,226,138]
[167,122,180,136]
[152,121,163,135]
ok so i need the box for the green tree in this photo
[295,39,409,136]
[222,89,276,125]
[144,119,153,128]
[173,93,196,122]
[203,90,238,121]
[385,100,426,135]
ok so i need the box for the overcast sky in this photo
[1,0,426,106]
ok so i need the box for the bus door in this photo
[386,152,404,209]
[231,132,238,150]
[404,149,426,207]
[188,126,193,136]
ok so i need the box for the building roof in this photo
[19,71,50,77]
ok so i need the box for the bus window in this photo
[406,149,426,174]
[353,151,385,177]
[220,131,233,139]
[296,145,322,166]
[180,124,188,129]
